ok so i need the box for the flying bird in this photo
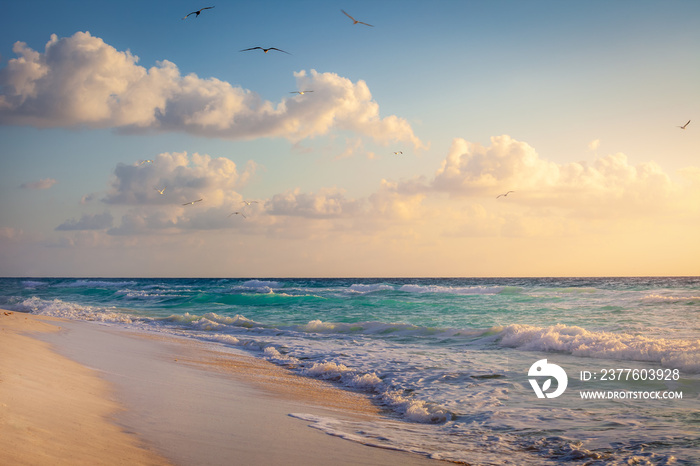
[393,151,403,155]
[678,120,691,130]
[240,47,291,55]
[241,200,259,206]
[341,9,373,27]
[138,159,154,165]
[228,211,247,218]
[290,90,313,95]
[154,186,166,195]
[183,199,203,206]
[182,6,214,19]
[496,191,515,199]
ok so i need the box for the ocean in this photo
[1,276,698,465]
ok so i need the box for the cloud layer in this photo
[49,135,698,240]
[0,32,423,147]
[98,151,256,235]
[56,212,113,231]
[20,178,57,190]
[394,135,691,218]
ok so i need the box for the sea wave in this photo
[21,280,47,288]
[299,361,453,423]
[162,312,265,329]
[55,279,138,288]
[149,312,700,373]
[347,283,395,293]
[12,297,136,323]
[115,289,185,300]
[493,323,700,373]
[642,294,700,303]
[397,284,519,295]
[234,279,282,294]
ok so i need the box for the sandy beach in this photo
[0,310,439,466]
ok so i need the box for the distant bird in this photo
[341,9,373,27]
[183,199,203,206]
[496,191,515,199]
[138,159,154,165]
[182,6,214,20]
[393,151,403,155]
[678,120,691,130]
[241,200,259,206]
[154,186,166,195]
[240,47,291,55]
[290,90,313,95]
[228,211,246,218]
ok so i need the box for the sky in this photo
[1,0,699,278]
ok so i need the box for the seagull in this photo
[393,151,403,155]
[496,191,515,199]
[138,159,154,165]
[182,6,214,19]
[678,120,691,130]
[240,47,291,55]
[228,211,246,218]
[290,90,313,95]
[182,199,203,206]
[341,9,373,27]
[241,200,259,206]
[154,186,166,195]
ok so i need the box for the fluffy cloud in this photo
[52,136,698,241]
[98,151,256,235]
[0,32,423,147]
[20,178,57,190]
[102,151,254,207]
[55,212,113,231]
[404,135,688,217]
[268,188,364,218]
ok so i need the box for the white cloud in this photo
[0,227,24,241]
[102,151,254,207]
[55,212,113,231]
[0,32,424,147]
[412,135,689,218]
[52,136,698,244]
[50,151,258,237]
[268,187,364,219]
[20,177,57,190]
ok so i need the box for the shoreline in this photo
[1,310,440,465]
[0,311,170,466]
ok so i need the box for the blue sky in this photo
[1,0,699,277]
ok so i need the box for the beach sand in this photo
[0,310,440,465]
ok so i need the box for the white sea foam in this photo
[495,323,700,372]
[298,319,482,338]
[381,389,454,423]
[56,279,137,288]
[237,279,282,293]
[13,297,134,323]
[163,312,263,329]
[299,361,452,423]
[302,361,352,379]
[348,283,395,293]
[398,284,511,295]
[350,372,384,390]
[115,289,180,300]
[262,346,297,363]
[21,280,46,288]
[642,293,700,303]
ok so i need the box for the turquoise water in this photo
[2,277,699,464]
